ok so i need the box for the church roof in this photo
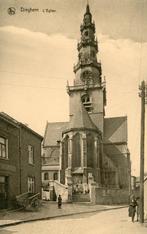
[104,116,127,144]
[103,116,129,168]
[43,121,68,146]
[103,143,129,168]
[43,115,127,147]
[64,101,100,134]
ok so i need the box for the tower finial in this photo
[86,0,90,14]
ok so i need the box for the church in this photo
[42,4,131,204]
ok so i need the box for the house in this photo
[144,176,147,218]
[0,112,43,209]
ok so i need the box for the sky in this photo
[0,0,147,176]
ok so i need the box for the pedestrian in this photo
[128,197,137,222]
[136,197,140,222]
[58,194,62,209]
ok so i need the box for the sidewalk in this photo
[0,201,127,227]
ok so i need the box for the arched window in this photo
[87,134,94,168]
[53,172,58,180]
[82,94,90,103]
[62,135,69,170]
[61,135,69,184]
[44,172,49,180]
[81,94,92,112]
[72,133,81,168]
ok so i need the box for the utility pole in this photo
[139,80,146,223]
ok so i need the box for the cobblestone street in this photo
[0,201,125,227]
[0,207,147,234]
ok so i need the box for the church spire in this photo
[81,3,94,36]
[86,2,90,14]
[73,3,102,86]
[84,2,92,21]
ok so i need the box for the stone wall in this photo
[91,186,129,205]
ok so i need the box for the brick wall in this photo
[0,119,20,206]
[20,126,42,195]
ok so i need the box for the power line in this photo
[0,82,65,90]
[0,81,140,93]
[0,70,71,80]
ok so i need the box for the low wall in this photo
[94,187,129,205]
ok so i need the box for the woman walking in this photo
[58,195,62,209]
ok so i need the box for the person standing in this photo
[128,198,137,222]
[58,195,62,209]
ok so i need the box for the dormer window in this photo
[81,94,92,112]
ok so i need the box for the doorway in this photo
[0,176,8,209]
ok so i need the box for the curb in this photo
[0,205,127,228]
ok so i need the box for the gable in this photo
[43,122,69,146]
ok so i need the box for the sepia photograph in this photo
[0,0,147,233]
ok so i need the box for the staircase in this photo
[54,180,68,202]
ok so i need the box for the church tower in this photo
[67,3,106,133]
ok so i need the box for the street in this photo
[0,208,147,234]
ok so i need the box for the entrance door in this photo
[72,174,83,194]
[0,176,8,209]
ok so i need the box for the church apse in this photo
[61,129,102,195]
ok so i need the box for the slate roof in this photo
[43,115,127,147]
[64,101,99,133]
[0,112,43,139]
[103,116,128,166]
[104,116,127,144]
[103,144,128,167]
[43,121,69,146]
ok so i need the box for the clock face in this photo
[81,70,93,83]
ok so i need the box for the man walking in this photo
[128,197,137,222]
